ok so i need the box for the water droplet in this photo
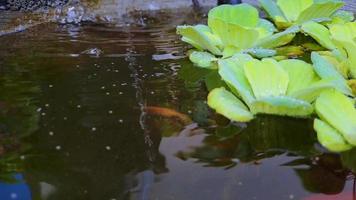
[106,92,110,95]
[118,119,123,123]
[91,127,97,132]
[289,194,295,199]
[55,145,61,150]
[41,112,46,116]
[49,85,53,88]
[45,104,50,107]
[119,92,123,95]
[20,155,25,160]
[105,146,111,150]
[108,110,113,114]
[101,86,106,90]
[37,108,42,112]
[64,117,68,120]
[112,84,116,87]
[150,91,155,94]
[77,105,81,108]
[49,131,54,136]
[188,110,192,114]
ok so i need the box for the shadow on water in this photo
[0,8,355,200]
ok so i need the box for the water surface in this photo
[0,10,355,200]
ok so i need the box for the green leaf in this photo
[209,19,260,50]
[311,52,353,96]
[315,90,356,145]
[277,0,313,22]
[258,0,287,22]
[244,58,289,99]
[256,26,299,48]
[250,96,314,117]
[289,79,333,102]
[208,87,254,122]
[177,25,222,55]
[208,4,259,28]
[280,59,318,94]
[314,119,353,152]
[331,10,355,24]
[301,21,336,50]
[243,48,277,58]
[256,19,277,38]
[218,55,255,105]
[330,22,356,78]
[296,0,344,24]
[207,4,267,50]
[189,51,218,69]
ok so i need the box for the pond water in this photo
[0,9,355,200]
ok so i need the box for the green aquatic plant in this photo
[207,54,334,122]
[311,52,354,96]
[314,90,356,152]
[259,0,345,29]
[177,3,299,65]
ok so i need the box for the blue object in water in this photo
[0,174,31,200]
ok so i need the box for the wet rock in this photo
[3,0,68,11]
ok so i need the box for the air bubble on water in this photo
[37,108,42,112]
[108,110,113,114]
[49,131,54,136]
[77,105,81,108]
[64,117,68,120]
[114,70,119,73]
[49,85,53,88]
[121,83,127,86]
[150,91,155,94]
[119,92,123,95]
[105,146,111,150]
[112,84,116,87]
[118,119,123,123]
[45,104,50,107]
[106,92,110,95]
[55,145,61,150]
[20,155,25,160]
[10,193,17,199]
[91,127,96,132]
[41,112,46,116]
[76,65,80,68]
[101,86,106,90]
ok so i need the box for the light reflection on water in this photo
[0,10,355,200]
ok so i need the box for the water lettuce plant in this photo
[177,1,356,153]
[207,54,333,122]
[177,3,299,64]
[314,90,356,152]
[259,0,345,29]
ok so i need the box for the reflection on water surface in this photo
[0,9,355,200]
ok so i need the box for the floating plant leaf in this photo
[315,90,356,146]
[218,55,255,105]
[280,59,318,94]
[330,22,356,78]
[251,96,314,117]
[207,87,254,122]
[189,51,218,69]
[244,58,289,99]
[259,0,344,29]
[176,25,222,55]
[301,21,336,50]
[311,52,353,96]
[314,119,352,152]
